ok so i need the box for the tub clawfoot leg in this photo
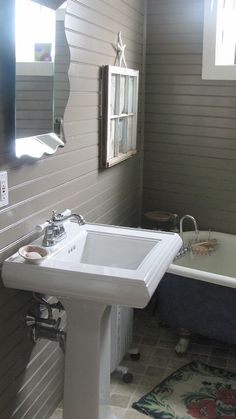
[175,328,191,356]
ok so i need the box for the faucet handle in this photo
[35,209,72,233]
[51,210,61,222]
[35,221,49,232]
[52,209,72,221]
[61,209,72,217]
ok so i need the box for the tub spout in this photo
[179,214,199,253]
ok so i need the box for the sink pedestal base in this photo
[61,298,117,419]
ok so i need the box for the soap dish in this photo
[18,245,49,264]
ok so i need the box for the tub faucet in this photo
[179,214,199,254]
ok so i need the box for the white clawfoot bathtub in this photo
[168,230,236,288]
[157,230,236,348]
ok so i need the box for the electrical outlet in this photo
[0,171,9,208]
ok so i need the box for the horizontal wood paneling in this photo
[0,0,146,418]
[143,0,236,234]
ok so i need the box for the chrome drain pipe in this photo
[26,293,66,354]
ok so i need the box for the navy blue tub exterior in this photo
[157,273,236,345]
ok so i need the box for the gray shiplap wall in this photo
[143,0,236,234]
[0,0,146,417]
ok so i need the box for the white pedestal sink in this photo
[2,222,182,419]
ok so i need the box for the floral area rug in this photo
[132,361,236,418]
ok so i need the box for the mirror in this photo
[0,1,15,157]
[14,0,69,158]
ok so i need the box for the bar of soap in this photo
[26,251,42,259]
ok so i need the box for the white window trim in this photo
[202,0,236,80]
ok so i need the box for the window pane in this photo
[118,118,126,154]
[128,77,135,113]
[110,75,117,115]
[216,0,236,65]
[119,76,126,114]
[109,119,116,158]
[127,116,134,151]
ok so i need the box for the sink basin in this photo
[2,222,181,307]
[2,221,181,419]
[80,231,156,269]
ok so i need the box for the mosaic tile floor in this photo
[50,306,236,419]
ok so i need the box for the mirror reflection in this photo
[14,0,69,157]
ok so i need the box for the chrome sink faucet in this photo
[41,210,85,247]
[179,214,199,254]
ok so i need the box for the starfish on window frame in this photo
[114,31,127,68]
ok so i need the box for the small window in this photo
[202,0,236,80]
[100,65,139,168]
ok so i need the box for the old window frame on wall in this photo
[100,65,139,168]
